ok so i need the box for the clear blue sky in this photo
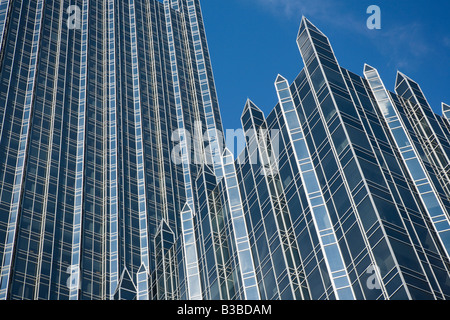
[200,0,450,153]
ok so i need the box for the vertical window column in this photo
[222,148,261,300]
[275,75,356,300]
[34,0,65,300]
[365,65,450,260]
[396,74,450,197]
[185,0,224,179]
[107,0,119,300]
[128,0,150,298]
[0,0,44,300]
[170,0,180,11]
[163,0,202,300]
[0,0,10,56]
[180,204,202,299]
[69,0,89,301]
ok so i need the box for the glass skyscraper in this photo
[0,0,449,300]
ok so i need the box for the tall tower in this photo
[0,0,225,300]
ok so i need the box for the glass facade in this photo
[0,1,449,300]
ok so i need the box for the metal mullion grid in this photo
[334,66,425,300]
[144,0,168,222]
[163,0,202,300]
[181,205,202,299]
[128,0,150,279]
[170,0,180,11]
[0,0,10,56]
[34,0,66,300]
[0,0,44,300]
[349,72,450,293]
[136,265,149,300]
[185,0,223,179]
[0,0,25,149]
[399,80,450,200]
[210,190,231,299]
[250,108,307,299]
[408,102,450,198]
[301,27,405,299]
[275,75,355,300]
[177,8,206,169]
[68,0,89,301]
[222,149,260,300]
[404,80,450,161]
[365,67,450,261]
[41,11,69,300]
[106,0,119,300]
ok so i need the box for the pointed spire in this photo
[298,16,325,36]
[395,71,411,88]
[222,146,236,166]
[245,99,263,113]
[195,164,206,180]
[297,16,321,43]
[181,203,192,214]
[442,103,450,119]
[202,163,215,176]
[136,263,149,300]
[137,263,147,275]
[241,99,264,120]
[297,18,335,69]
[114,267,137,300]
[275,74,288,84]
[363,64,381,83]
[275,74,290,93]
[223,147,233,158]
[195,163,217,190]
[363,63,375,73]
[120,268,136,288]
[241,99,265,132]
[159,218,175,235]
[443,102,450,112]
[304,17,320,33]
[242,98,261,114]
[297,17,307,40]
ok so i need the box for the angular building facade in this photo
[0,0,449,300]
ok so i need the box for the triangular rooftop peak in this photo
[442,102,450,113]
[195,164,216,185]
[113,267,137,300]
[301,17,324,35]
[181,203,192,213]
[395,71,414,88]
[137,263,148,275]
[275,74,288,84]
[297,17,306,39]
[223,147,233,158]
[119,267,136,289]
[245,99,262,113]
[159,218,174,235]
[202,163,215,175]
[222,148,236,166]
[196,165,205,178]
[363,64,376,74]
[241,98,251,117]
[242,98,264,120]
[297,17,325,40]
[121,267,131,279]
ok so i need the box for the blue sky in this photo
[200,0,450,152]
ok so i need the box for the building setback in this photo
[0,0,449,300]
